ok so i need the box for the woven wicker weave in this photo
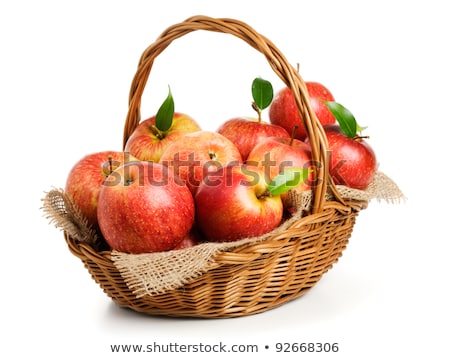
[65,15,368,318]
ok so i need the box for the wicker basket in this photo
[64,15,368,318]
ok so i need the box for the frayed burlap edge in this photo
[42,171,405,297]
[41,188,101,249]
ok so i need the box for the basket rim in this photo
[65,198,366,266]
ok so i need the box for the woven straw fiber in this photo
[63,15,371,318]
[66,200,364,317]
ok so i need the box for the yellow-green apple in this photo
[194,164,284,242]
[269,82,336,141]
[124,112,201,162]
[217,117,290,160]
[246,136,313,192]
[159,131,242,195]
[97,161,195,254]
[64,151,138,230]
[323,124,377,190]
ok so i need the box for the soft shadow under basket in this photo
[60,16,371,318]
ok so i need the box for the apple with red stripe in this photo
[246,125,313,193]
[269,81,336,141]
[159,130,242,195]
[320,101,377,190]
[97,161,195,254]
[124,87,201,162]
[65,151,138,232]
[217,78,290,160]
[195,164,310,242]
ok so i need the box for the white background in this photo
[2,0,449,357]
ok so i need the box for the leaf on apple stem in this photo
[155,86,175,132]
[324,101,358,138]
[252,77,273,113]
[267,168,311,196]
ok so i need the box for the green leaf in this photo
[252,77,273,111]
[155,86,175,132]
[267,168,311,196]
[324,101,357,138]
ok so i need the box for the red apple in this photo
[97,161,195,254]
[124,112,201,162]
[194,164,283,242]
[246,136,313,192]
[217,117,290,160]
[174,228,202,250]
[323,124,377,190]
[159,131,242,195]
[269,82,336,141]
[65,151,138,230]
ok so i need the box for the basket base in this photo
[66,201,362,318]
[110,279,324,318]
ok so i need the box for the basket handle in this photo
[122,15,334,213]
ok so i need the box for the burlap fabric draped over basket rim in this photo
[42,15,404,318]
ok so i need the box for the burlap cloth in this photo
[42,171,404,297]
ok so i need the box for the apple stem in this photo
[354,135,370,142]
[108,156,113,175]
[257,190,272,200]
[252,102,262,122]
[289,125,298,146]
[150,124,165,140]
[208,150,217,161]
